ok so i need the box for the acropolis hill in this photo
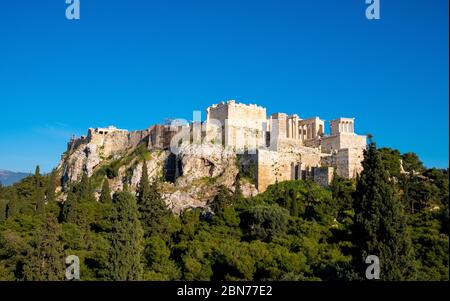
[59,100,367,212]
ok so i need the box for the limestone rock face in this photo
[160,143,239,214]
[59,126,151,187]
[60,142,102,185]
[241,182,258,198]
[163,190,206,215]
[175,143,238,188]
[57,129,242,215]
[129,152,169,188]
[85,144,101,177]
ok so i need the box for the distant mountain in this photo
[0,169,30,186]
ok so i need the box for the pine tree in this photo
[234,174,243,200]
[23,214,65,280]
[34,165,41,179]
[108,191,144,280]
[210,186,232,213]
[6,191,18,218]
[34,166,45,215]
[78,172,94,202]
[62,188,78,224]
[35,186,46,216]
[46,169,57,203]
[137,162,169,237]
[99,178,112,204]
[290,190,299,217]
[0,200,7,223]
[352,141,415,280]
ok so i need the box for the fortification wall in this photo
[321,147,364,178]
[256,146,322,192]
[312,167,334,187]
[321,134,366,153]
[85,127,152,158]
[207,100,267,152]
[339,147,364,178]
[257,149,299,192]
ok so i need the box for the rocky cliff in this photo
[56,127,255,214]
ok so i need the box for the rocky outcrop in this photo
[241,182,258,198]
[129,153,168,187]
[163,190,206,215]
[175,143,238,188]
[59,142,102,185]
[160,143,239,214]
[58,127,244,214]
[93,150,169,193]
[59,127,151,187]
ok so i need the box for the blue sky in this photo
[0,0,448,173]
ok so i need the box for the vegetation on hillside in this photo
[0,142,448,281]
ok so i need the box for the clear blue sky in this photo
[0,0,448,173]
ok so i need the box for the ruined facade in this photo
[63,100,366,193]
[204,100,367,192]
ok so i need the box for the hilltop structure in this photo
[202,100,366,191]
[64,100,366,193]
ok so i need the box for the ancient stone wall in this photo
[256,146,322,192]
[321,133,366,154]
[60,100,368,200]
[321,147,364,178]
[206,100,267,153]
[338,147,364,178]
[312,166,334,187]
[256,149,298,192]
[147,125,183,150]
[268,113,288,141]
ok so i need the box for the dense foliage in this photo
[0,144,448,281]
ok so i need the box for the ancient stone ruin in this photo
[60,100,366,196]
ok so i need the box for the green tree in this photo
[62,188,78,224]
[143,236,181,280]
[234,174,243,201]
[34,167,45,216]
[78,173,95,202]
[6,193,18,219]
[35,184,46,216]
[34,165,41,179]
[401,152,424,173]
[0,199,7,223]
[23,214,65,280]
[291,192,299,217]
[240,205,289,242]
[99,178,112,204]
[352,141,415,280]
[137,162,169,237]
[210,186,232,213]
[46,169,57,203]
[379,148,402,178]
[108,191,144,280]
[330,175,355,222]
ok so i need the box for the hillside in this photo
[0,137,448,281]
[56,127,247,214]
[0,170,30,186]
